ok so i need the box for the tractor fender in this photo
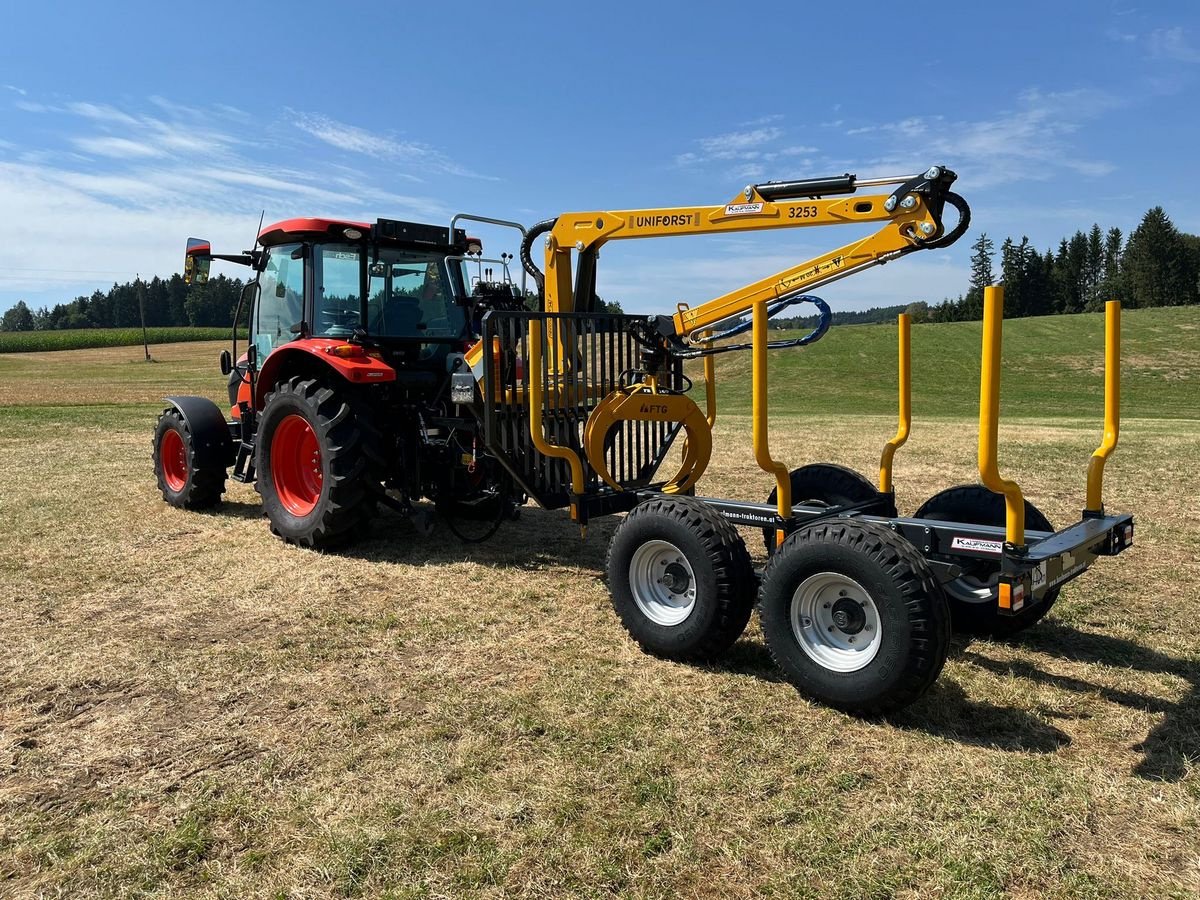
[163,395,237,468]
[253,338,396,408]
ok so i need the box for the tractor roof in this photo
[257,217,471,251]
[257,218,369,247]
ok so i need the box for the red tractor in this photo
[155,215,529,546]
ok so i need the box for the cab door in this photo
[252,243,306,361]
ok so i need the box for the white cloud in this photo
[0,96,455,307]
[846,89,1117,188]
[72,136,166,159]
[1148,26,1200,63]
[293,112,494,179]
[675,125,819,181]
[3,84,27,95]
[697,126,782,159]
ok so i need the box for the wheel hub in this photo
[831,597,866,634]
[628,540,698,627]
[662,562,691,595]
[271,414,323,517]
[789,572,881,673]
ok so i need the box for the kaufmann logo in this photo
[724,203,764,216]
[951,536,1003,554]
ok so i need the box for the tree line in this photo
[4,204,1196,333]
[1,274,246,332]
[0,275,620,332]
[926,206,1200,323]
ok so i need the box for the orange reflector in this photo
[325,343,365,358]
[999,581,1026,612]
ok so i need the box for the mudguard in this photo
[164,395,237,469]
[253,338,396,408]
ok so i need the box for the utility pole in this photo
[137,273,152,362]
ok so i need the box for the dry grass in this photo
[1,342,1198,898]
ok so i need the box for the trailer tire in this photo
[153,408,226,509]
[255,377,381,549]
[607,496,755,661]
[915,484,1060,638]
[764,463,881,552]
[758,519,950,716]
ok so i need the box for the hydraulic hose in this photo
[670,295,832,358]
[519,217,557,297]
[924,192,971,250]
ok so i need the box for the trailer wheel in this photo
[255,377,382,548]
[607,496,755,661]
[758,519,950,715]
[915,485,1059,638]
[763,463,880,552]
[153,408,226,509]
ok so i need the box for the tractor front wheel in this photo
[606,496,756,661]
[255,377,381,548]
[153,408,226,509]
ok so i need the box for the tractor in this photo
[155,166,1133,714]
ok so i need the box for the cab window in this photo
[254,243,304,358]
[315,245,362,338]
[314,243,466,342]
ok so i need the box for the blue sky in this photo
[2,0,1198,317]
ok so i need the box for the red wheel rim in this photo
[271,414,322,517]
[160,428,188,492]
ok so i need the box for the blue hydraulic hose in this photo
[708,294,832,346]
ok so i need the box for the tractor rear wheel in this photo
[915,484,1060,638]
[763,463,880,552]
[153,408,226,509]
[606,496,756,661]
[255,377,382,548]
[758,519,950,716]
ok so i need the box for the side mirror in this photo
[219,349,232,376]
[184,237,212,285]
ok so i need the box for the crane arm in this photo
[534,165,968,343]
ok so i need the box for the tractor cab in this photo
[185,216,528,393]
[249,217,473,366]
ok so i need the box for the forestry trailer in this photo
[155,165,1133,714]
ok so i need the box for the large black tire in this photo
[153,408,226,509]
[758,519,950,716]
[915,484,1059,639]
[763,463,881,552]
[606,496,756,661]
[255,377,382,548]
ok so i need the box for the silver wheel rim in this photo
[790,572,881,673]
[944,569,999,606]
[629,539,697,627]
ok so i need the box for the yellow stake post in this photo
[977,285,1025,545]
[752,300,792,548]
[1086,300,1122,512]
[879,313,912,493]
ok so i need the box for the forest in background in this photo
[3,205,1198,332]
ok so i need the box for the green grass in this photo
[0,327,246,353]
[700,305,1200,420]
[0,310,1197,897]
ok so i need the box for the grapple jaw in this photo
[583,383,711,494]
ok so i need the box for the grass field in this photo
[0,328,246,354]
[1,308,1199,898]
